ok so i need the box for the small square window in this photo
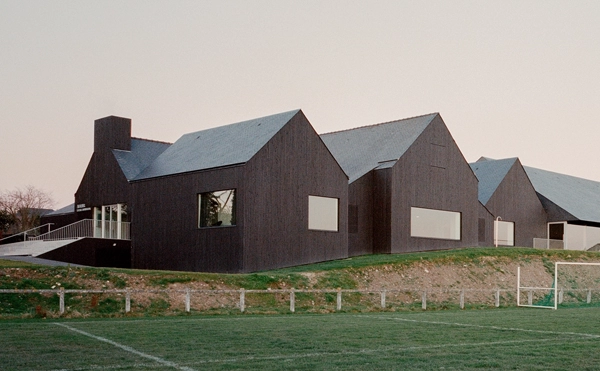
[198,189,236,228]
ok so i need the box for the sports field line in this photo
[177,337,595,366]
[52,323,197,371]
[46,337,594,370]
[360,314,600,339]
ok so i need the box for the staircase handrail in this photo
[29,219,94,241]
[0,223,54,243]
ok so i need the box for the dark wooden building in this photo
[524,165,600,250]
[42,115,171,267]
[37,109,600,272]
[470,157,547,247]
[321,113,480,256]
[130,110,348,273]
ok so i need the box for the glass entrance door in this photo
[94,204,127,239]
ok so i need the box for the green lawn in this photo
[2,308,600,370]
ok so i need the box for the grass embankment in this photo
[1,248,599,318]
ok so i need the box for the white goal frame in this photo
[517,262,600,310]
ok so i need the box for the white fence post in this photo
[59,288,65,314]
[125,289,131,313]
[0,287,525,315]
[240,289,245,313]
[558,288,564,304]
[528,290,533,305]
[588,289,592,304]
[185,288,191,313]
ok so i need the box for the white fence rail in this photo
[533,238,564,250]
[0,287,512,315]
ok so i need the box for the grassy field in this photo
[2,308,600,370]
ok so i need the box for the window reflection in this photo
[411,207,461,240]
[199,190,236,228]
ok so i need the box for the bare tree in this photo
[0,186,55,233]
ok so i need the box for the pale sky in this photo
[1,1,599,208]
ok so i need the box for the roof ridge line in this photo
[321,112,438,136]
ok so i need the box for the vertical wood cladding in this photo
[478,203,494,246]
[348,205,359,234]
[348,173,374,256]
[373,168,392,253]
[76,116,132,213]
[478,218,486,243]
[389,115,480,253]
[131,166,244,273]
[483,160,547,247]
[132,111,347,273]
[243,111,348,271]
[75,151,131,210]
[94,116,131,152]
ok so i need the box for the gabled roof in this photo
[469,157,518,205]
[524,166,600,223]
[320,113,437,183]
[134,110,300,180]
[113,138,172,181]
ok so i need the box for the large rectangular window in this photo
[410,207,461,240]
[308,195,338,232]
[198,189,236,228]
[494,220,514,246]
[93,203,129,239]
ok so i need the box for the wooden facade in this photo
[386,115,479,252]
[482,159,547,247]
[471,158,548,247]
[323,113,480,256]
[44,109,600,271]
[348,172,374,256]
[75,116,132,216]
[132,166,245,272]
[131,111,348,273]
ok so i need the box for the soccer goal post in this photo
[518,262,600,310]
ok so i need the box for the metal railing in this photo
[0,223,54,244]
[533,238,564,250]
[29,219,130,241]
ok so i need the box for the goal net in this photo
[518,262,600,309]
